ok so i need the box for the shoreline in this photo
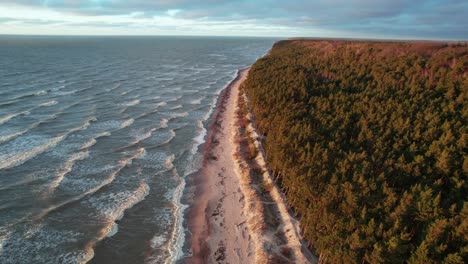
[186,68,252,263]
[186,67,316,263]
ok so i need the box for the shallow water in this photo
[0,36,274,263]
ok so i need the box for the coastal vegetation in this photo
[243,40,467,263]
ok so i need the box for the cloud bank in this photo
[0,0,466,39]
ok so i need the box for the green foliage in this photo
[244,40,468,263]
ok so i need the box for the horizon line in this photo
[0,34,466,42]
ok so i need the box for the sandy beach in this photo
[187,68,316,264]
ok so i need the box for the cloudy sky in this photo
[0,0,466,39]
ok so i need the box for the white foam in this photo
[165,168,188,264]
[39,149,146,219]
[34,90,48,96]
[80,138,97,150]
[105,83,121,92]
[84,182,149,220]
[170,104,183,110]
[51,85,65,92]
[137,127,157,141]
[0,128,28,144]
[47,150,89,191]
[39,100,58,107]
[56,90,77,96]
[160,118,168,128]
[0,110,31,125]
[189,97,204,105]
[122,99,140,106]
[0,135,65,170]
[82,182,150,239]
[150,235,167,249]
[107,223,119,238]
[152,130,176,148]
[120,118,134,129]
[0,223,90,264]
[191,120,206,155]
[164,154,175,169]
[168,112,188,119]
[99,131,111,137]
[71,116,97,132]
[0,113,17,125]
[92,120,121,131]
[167,96,182,102]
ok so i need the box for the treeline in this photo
[243,40,467,263]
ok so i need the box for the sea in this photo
[0,36,274,264]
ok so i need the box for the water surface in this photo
[0,36,274,263]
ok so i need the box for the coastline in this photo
[186,68,253,263]
[186,67,316,263]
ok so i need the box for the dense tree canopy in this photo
[243,40,467,263]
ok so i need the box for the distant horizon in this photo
[0,34,466,42]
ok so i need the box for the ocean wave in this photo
[0,176,39,192]
[39,100,58,107]
[180,89,198,93]
[136,130,177,153]
[36,148,146,220]
[164,154,175,170]
[133,102,167,121]
[191,120,207,155]
[166,96,182,103]
[0,110,30,125]
[55,90,77,96]
[34,90,48,96]
[150,235,167,249]
[120,127,158,150]
[189,97,205,105]
[170,105,183,110]
[47,150,90,191]
[91,120,122,132]
[69,116,97,133]
[0,128,25,144]
[157,130,176,147]
[0,117,96,170]
[82,182,150,239]
[120,118,134,129]
[5,89,48,102]
[105,82,121,92]
[98,131,111,137]
[145,209,173,264]
[122,99,140,107]
[140,128,157,142]
[0,224,92,264]
[80,138,97,150]
[0,113,57,144]
[160,118,168,128]
[51,85,66,92]
[208,53,227,57]
[166,166,188,263]
[155,77,175,81]
[118,99,142,114]
[167,112,189,120]
[0,135,65,170]
[0,113,16,125]
[137,150,172,169]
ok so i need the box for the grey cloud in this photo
[0,0,466,39]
